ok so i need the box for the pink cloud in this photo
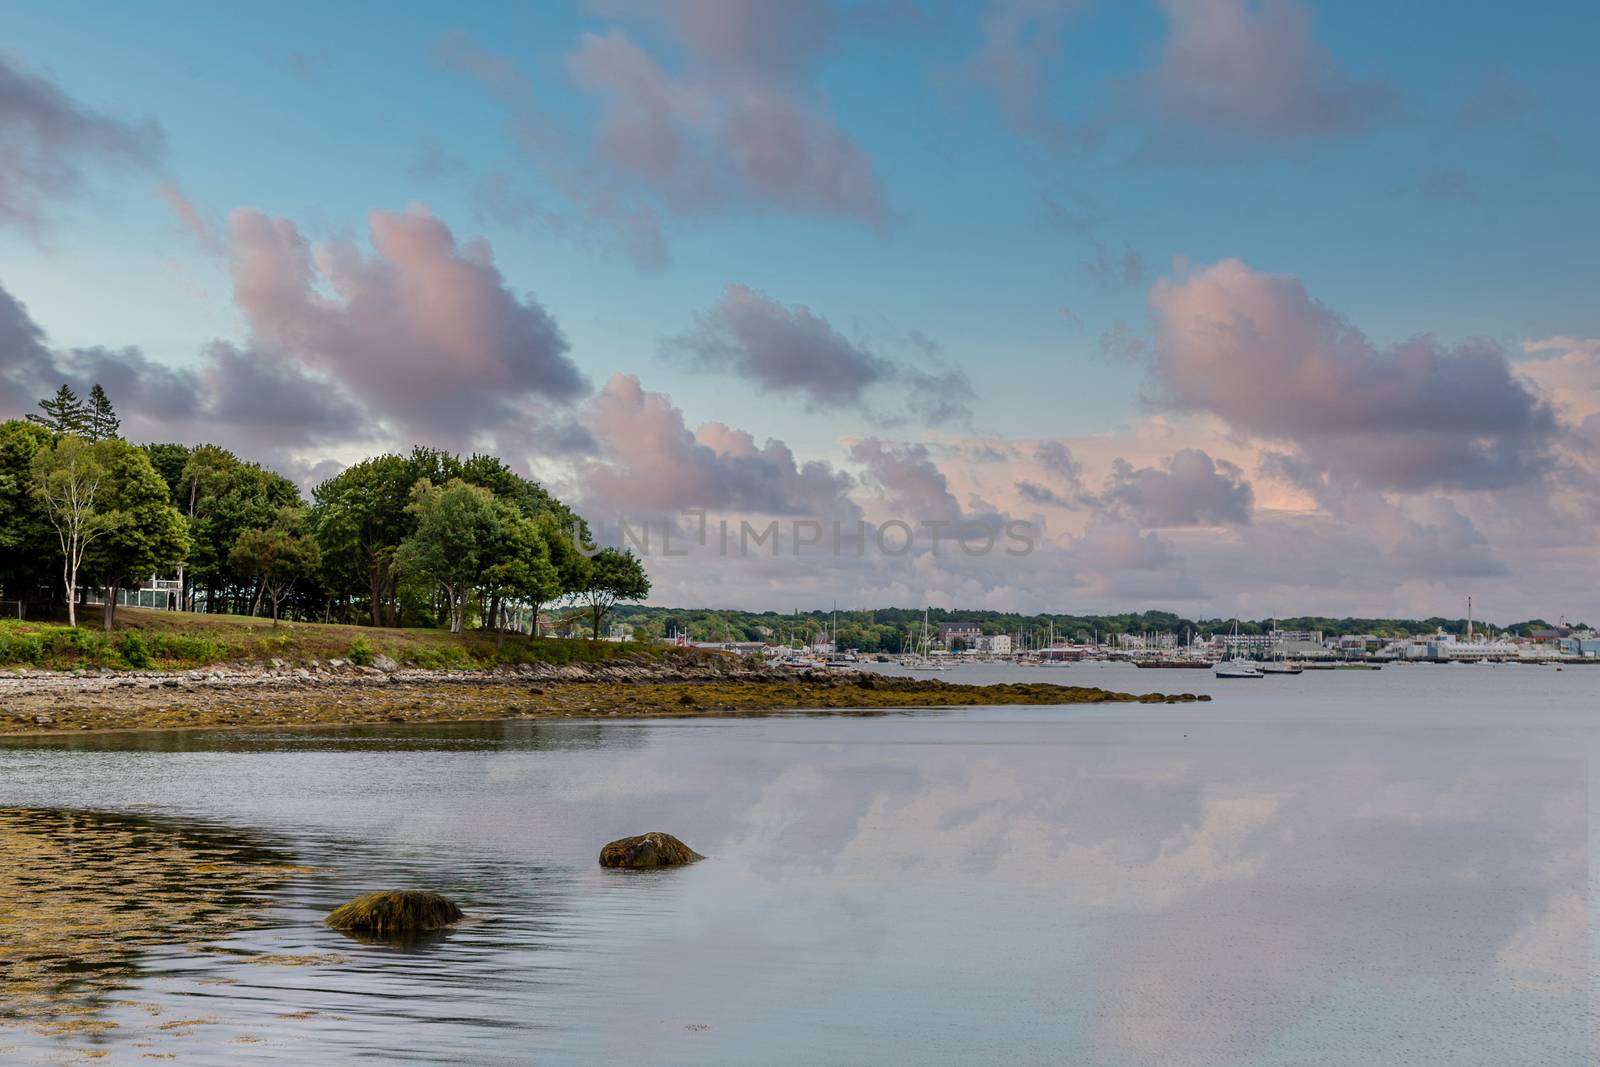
[567,17,888,227]
[581,373,858,517]
[228,204,586,444]
[1149,258,1555,489]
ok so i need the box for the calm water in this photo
[1,663,1594,1064]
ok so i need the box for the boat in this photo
[1214,621,1263,677]
[1135,658,1211,669]
[1259,661,1303,675]
[1215,662,1264,679]
[904,607,950,671]
[1334,662,1382,671]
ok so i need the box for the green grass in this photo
[0,608,682,673]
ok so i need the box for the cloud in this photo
[1102,449,1254,527]
[567,19,888,226]
[1143,0,1397,142]
[580,373,858,517]
[1519,336,1600,425]
[0,279,357,460]
[439,5,890,267]
[158,182,224,254]
[667,284,974,425]
[1149,258,1556,489]
[849,437,963,523]
[228,204,587,445]
[0,53,165,235]
[964,0,1089,148]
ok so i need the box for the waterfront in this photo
[0,663,1593,1064]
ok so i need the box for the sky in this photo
[2,0,1597,622]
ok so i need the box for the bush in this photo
[118,629,154,669]
[0,628,45,666]
[348,636,375,667]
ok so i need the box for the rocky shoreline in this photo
[0,659,1206,736]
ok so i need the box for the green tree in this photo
[84,439,190,630]
[0,420,57,615]
[480,506,562,643]
[31,436,118,626]
[26,384,88,435]
[85,384,120,441]
[184,455,300,614]
[394,479,502,634]
[229,507,321,624]
[572,547,650,640]
[313,454,419,626]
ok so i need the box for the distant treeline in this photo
[613,606,1580,652]
[1,385,648,634]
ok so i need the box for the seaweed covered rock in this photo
[325,890,462,935]
[598,832,704,869]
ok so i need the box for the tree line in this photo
[612,606,1573,652]
[1,385,649,635]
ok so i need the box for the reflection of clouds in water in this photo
[654,725,1586,1067]
[1497,892,1587,994]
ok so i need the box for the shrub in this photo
[348,636,375,667]
[0,628,45,666]
[118,630,154,669]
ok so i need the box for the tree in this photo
[394,480,501,634]
[572,548,650,640]
[31,437,118,626]
[313,455,419,626]
[85,384,120,441]
[0,420,56,616]
[480,507,562,644]
[84,439,190,630]
[229,507,321,624]
[27,385,88,435]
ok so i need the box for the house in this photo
[937,623,984,650]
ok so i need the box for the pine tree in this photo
[26,384,88,435]
[85,384,120,441]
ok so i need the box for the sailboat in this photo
[1214,620,1263,678]
[904,607,949,671]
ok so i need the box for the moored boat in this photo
[1215,661,1264,679]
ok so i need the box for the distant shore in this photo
[0,661,1207,737]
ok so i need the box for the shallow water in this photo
[1,663,1594,1064]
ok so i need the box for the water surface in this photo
[1,663,1593,1064]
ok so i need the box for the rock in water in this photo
[598,832,704,869]
[325,890,462,935]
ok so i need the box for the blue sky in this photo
[3,1,1597,618]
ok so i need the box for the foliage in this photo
[347,635,375,666]
[573,547,650,639]
[25,384,88,435]
[394,479,502,634]
[83,438,190,624]
[228,506,320,623]
[30,435,120,626]
[118,628,154,669]
[85,384,119,441]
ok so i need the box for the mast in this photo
[1467,595,1473,643]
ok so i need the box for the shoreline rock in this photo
[326,890,462,936]
[599,833,704,869]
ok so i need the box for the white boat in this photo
[1215,660,1263,679]
[1259,661,1303,675]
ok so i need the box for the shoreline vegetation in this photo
[0,610,1205,737]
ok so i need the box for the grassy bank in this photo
[0,608,675,673]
